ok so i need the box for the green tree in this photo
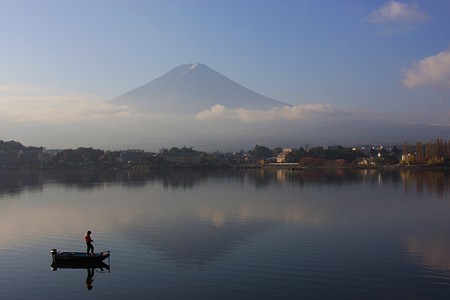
[251,145,272,160]
[272,147,283,156]
[0,140,24,151]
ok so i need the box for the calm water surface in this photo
[0,168,449,299]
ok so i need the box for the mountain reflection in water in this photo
[121,216,274,266]
[0,168,449,299]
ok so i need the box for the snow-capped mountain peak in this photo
[109,63,290,114]
[190,62,199,70]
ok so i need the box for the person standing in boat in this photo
[85,230,94,255]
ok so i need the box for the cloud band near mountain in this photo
[195,104,344,122]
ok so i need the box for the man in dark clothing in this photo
[84,230,94,254]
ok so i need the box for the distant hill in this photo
[109,63,290,114]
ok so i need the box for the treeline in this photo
[0,140,38,151]
[250,144,402,167]
[402,139,450,166]
[1,139,449,169]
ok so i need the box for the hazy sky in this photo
[0,0,449,150]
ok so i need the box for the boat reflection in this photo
[51,260,110,270]
[51,261,110,290]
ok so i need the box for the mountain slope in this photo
[109,63,290,113]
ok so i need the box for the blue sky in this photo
[0,0,449,150]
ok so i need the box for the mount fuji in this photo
[109,63,290,114]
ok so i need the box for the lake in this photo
[0,168,449,299]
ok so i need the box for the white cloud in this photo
[0,94,129,123]
[0,84,18,93]
[366,1,428,24]
[0,90,448,151]
[366,1,428,33]
[0,84,31,94]
[195,104,342,122]
[403,50,450,88]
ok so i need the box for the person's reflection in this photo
[85,268,94,290]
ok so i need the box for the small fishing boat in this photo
[51,249,110,263]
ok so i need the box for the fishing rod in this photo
[93,241,111,257]
[92,241,103,252]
